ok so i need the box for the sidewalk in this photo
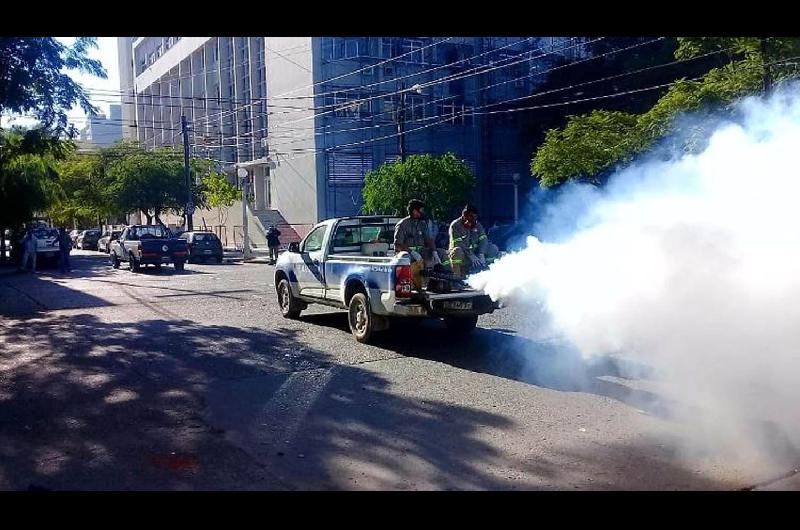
[0,264,22,277]
[222,248,274,264]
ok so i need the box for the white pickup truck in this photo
[274,216,501,343]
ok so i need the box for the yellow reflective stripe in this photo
[478,234,487,241]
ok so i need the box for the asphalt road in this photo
[0,250,796,490]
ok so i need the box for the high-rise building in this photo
[79,104,123,146]
[119,36,590,230]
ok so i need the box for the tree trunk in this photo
[142,209,152,225]
[0,223,6,265]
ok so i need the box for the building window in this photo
[381,38,395,59]
[438,103,471,125]
[401,39,424,64]
[325,92,371,118]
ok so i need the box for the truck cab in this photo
[109,225,188,272]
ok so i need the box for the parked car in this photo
[182,231,223,263]
[97,230,122,253]
[109,224,188,272]
[77,229,102,250]
[32,227,61,265]
[69,229,82,248]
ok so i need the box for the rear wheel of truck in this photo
[348,292,375,344]
[444,315,479,335]
[277,278,302,319]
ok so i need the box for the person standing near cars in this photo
[19,229,37,273]
[58,227,71,273]
[266,225,281,264]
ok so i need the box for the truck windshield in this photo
[331,223,395,253]
[131,226,168,239]
[33,228,58,239]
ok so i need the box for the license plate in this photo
[204,250,212,254]
[442,300,472,310]
[161,256,170,262]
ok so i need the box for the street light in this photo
[512,173,521,223]
[398,83,424,162]
[237,167,252,259]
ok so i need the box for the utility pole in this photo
[396,83,422,163]
[237,167,252,259]
[181,115,194,231]
[397,82,406,162]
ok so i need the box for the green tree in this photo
[104,144,185,225]
[201,171,239,226]
[0,37,106,263]
[0,37,105,134]
[100,142,215,225]
[49,150,123,228]
[531,37,800,188]
[362,153,475,221]
[0,128,71,262]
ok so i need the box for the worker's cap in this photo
[463,203,479,215]
[407,199,425,214]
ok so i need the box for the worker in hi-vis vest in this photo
[447,203,499,279]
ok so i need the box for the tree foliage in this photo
[530,37,800,188]
[361,153,475,221]
[93,142,215,225]
[201,171,239,225]
[0,37,106,262]
[0,37,106,136]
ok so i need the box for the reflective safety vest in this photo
[448,218,488,257]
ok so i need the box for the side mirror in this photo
[288,242,300,253]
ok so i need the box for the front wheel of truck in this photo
[277,278,302,319]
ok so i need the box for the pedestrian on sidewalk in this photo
[58,227,71,273]
[19,229,37,273]
[266,224,281,265]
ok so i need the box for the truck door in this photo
[296,224,328,298]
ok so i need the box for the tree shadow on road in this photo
[0,312,332,490]
[299,312,669,418]
[0,312,529,490]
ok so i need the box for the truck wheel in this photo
[348,292,375,344]
[277,278,302,319]
[111,252,120,269]
[444,315,479,335]
[174,261,185,271]
[130,257,140,272]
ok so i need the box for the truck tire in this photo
[174,261,185,271]
[444,315,479,335]
[348,292,375,344]
[111,252,120,269]
[277,278,302,319]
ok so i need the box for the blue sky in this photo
[1,37,121,129]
